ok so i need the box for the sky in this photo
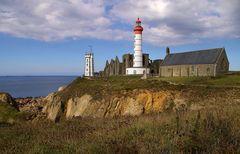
[0,0,239,76]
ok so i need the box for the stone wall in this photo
[150,59,162,75]
[216,50,229,75]
[160,64,216,77]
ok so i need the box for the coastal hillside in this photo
[1,75,240,153]
[43,75,240,122]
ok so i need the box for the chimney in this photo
[166,47,170,55]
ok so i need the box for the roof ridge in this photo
[161,47,224,66]
[169,47,223,55]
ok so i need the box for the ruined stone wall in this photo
[102,53,151,76]
[150,59,162,75]
[142,54,149,67]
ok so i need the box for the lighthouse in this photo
[84,52,94,77]
[126,18,150,75]
[133,18,143,67]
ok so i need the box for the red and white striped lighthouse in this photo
[133,18,144,67]
[126,18,150,75]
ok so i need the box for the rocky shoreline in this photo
[1,78,240,123]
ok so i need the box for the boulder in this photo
[0,92,18,109]
[58,86,67,92]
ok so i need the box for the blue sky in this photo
[0,0,239,76]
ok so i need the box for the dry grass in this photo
[0,102,18,124]
[1,106,240,153]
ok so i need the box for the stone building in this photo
[160,48,229,77]
[102,53,161,76]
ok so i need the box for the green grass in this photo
[58,75,240,104]
[1,106,240,153]
[58,76,173,102]
[0,102,18,124]
[157,75,240,86]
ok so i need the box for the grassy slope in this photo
[59,74,240,103]
[58,76,174,102]
[0,107,240,153]
[157,75,240,86]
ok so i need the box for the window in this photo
[134,70,136,74]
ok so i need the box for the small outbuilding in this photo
[160,48,229,77]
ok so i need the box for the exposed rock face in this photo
[42,86,240,122]
[0,92,18,109]
[43,90,175,121]
[42,92,62,121]
[58,86,67,92]
[66,95,93,119]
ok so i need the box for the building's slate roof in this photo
[161,48,224,66]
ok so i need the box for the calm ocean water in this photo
[0,76,77,98]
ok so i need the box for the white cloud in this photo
[110,0,240,46]
[0,0,129,41]
[0,0,239,46]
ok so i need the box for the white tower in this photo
[126,18,150,75]
[133,18,143,67]
[84,53,94,77]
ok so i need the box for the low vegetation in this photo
[0,102,18,124]
[58,75,173,102]
[1,106,240,153]
[157,74,240,86]
[59,74,240,102]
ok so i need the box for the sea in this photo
[0,76,77,98]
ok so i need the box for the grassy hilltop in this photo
[1,75,240,153]
[58,74,240,102]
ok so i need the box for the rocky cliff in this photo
[42,77,240,122]
[43,90,175,121]
[2,77,240,123]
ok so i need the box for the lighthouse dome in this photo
[136,17,141,23]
